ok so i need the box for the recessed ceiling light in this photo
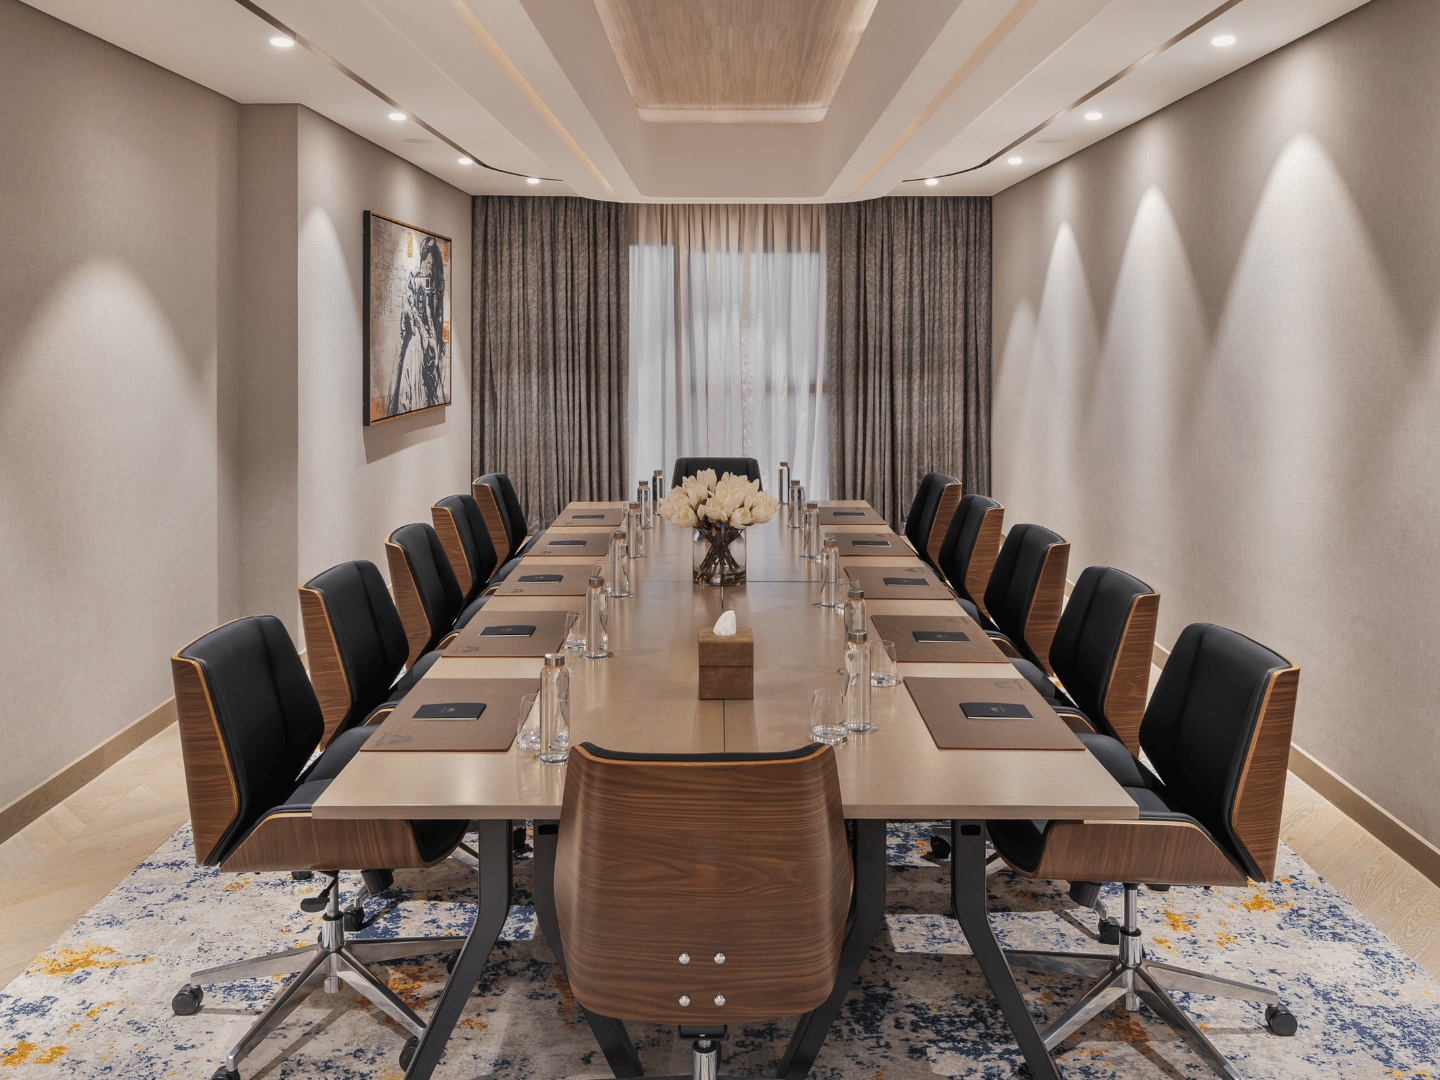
[458,157,473,165]
[526,177,541,185]
[924,178,939,187]
[1212,34,1236,47]
[388,111,406,122]
[1007,156,1023,165]
[1084,111,1103,121]
[269,35,294,48]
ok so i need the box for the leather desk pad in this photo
[492,565,599,596]
[904,677,1083,751]
[871,615,1007,663]
[843,568,954,600]
[833,532,909,557]
[363,678,539,752]
[442,609,573,657]
[553,506,625,528]
[818,505,885,525]
[526,531,612,557]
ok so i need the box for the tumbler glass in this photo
[809,689,848,745]
[871,640,899,687]
[516,693,541,752]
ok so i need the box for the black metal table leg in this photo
[777,817,887,1080]
[403,819,513,1080]
[533,819,645,1077]
[951,820,1060,1080]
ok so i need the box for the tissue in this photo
[712,610,737,637]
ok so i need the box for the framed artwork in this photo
[363,211,452,425]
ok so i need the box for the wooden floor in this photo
[3,717,1440,990]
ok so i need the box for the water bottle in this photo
[845,584,867,636]
[627,501,643,559]
[639,480,653,529]
[608,529,631,597]
[844,629,876,733]
[804,502,821,560]
[818,537,842,608]
[778,462,790,504]
[583,574,611,659]
[653,469,666,505]
[789,482,804,528]
[537,653,570,763]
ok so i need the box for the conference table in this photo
[313,500,1137,1080]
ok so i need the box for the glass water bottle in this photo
[583,574,611,659]
[608,529,631,597]
[804,502,821,559]
[778,462,790,504]
[627,501,642,559]
[537,653,570,763]
[653,469,666,504]
[844,629,876,733]
[844,585,868,636]
[639,480,652,528]
[789,482,804,527]
[818,536,842,608]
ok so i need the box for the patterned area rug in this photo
[2,822,1438,1079]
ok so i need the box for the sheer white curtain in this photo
[628,204,828,500]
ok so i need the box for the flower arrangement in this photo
[657,470,781,585]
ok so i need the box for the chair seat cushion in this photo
[387,650,443,703]
[489,555,524,585]
[988,733,1232,877]
[455,593,489,629]
[956,596,981,622]
[1010,658,1067,702]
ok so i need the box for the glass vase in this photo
[693,525,747,586]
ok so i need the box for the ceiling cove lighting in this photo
[388,111,407,121]
[1007,156,1023,165]
[458,157,473,165]
[269,35,294,47]
[1212,34,1236,46]
[1084,111,1103,121]
[924,178,939,186]
[526,177,542,185]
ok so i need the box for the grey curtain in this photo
[826,197,991,529]
[473,196,628,529]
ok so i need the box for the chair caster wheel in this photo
[1265,1004,1297,1036]
[1098,919,1122,946]
[211,1066,239,1080]
[928,834,951,860]
[444,953,457,974]
[399,1035,419,1069]
[343,908,365,932]
[291,870,314,881]
[172,984,204,1016]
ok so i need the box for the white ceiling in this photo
[24,0,1371,202]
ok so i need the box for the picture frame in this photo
[363,210,452,425]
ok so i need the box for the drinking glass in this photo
[563,610,583,652]
[871,640,899,687]
[516,693,541,752]
[809,689,848,745]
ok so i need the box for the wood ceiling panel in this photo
[593,0,878,123]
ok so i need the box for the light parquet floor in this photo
[3,706,1440,992]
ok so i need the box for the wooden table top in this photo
[312,501,1137,822]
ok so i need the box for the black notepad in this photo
[853,539,892,547]
[884,577,930,586]
[960,701,1032,720]
[913,630,969,643]
[518,574,562,583]
[571,513,604,518]
[832,510,865,516]
[547,539,586,546]
[480,624,536,637]
[413,702,486,720]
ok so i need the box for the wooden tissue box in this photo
[698,627,754,700]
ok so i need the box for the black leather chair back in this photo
[432,494,499,604]
[1048,566,1159,752]
[983,523,1070,671]
[936,493,1004,608]
[385,523,463,665]
[1140,623,1298,881]
[902,473,960,567]
[474,472,528,554]
[171,616,323,866]
[671,457,762,490]
[299,560,411,745]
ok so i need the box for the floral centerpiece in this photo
[657,470,781,586]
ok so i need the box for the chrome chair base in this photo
[173,873,467,1078]
[1004,884,1295,1080]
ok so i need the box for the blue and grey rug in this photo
[2,822,1437,1078]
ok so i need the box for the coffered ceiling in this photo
[24,0,1371,201]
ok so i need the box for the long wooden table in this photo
[314,500,1137,1079]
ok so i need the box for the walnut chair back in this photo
[555,742,851,1025]
[299,559,412,747]
[902,472,961,569]
[670,456,762,491]
[385,522,463,667]
[936,493,1004,615]
[432,493,499,604]
[472,472,530,562]
[1047,565,1160,756]
[983,523,1070,675]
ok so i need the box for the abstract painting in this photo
[363,211,452,424]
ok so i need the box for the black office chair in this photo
[671,456,762,491]
[1009,565,1159,755]
[935,493,1004,617]
[964,523,1070,675]
[384,522,483,667]
[299,559,443,747]
[902,472,961,570]
[555,742,852,1079]
[988,623,1301,1079]
[473,472,537,567]
[168,616,469,1079]
[432,493,504,601]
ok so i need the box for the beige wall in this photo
[0,1,473,809]
[992,0,1440,845]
